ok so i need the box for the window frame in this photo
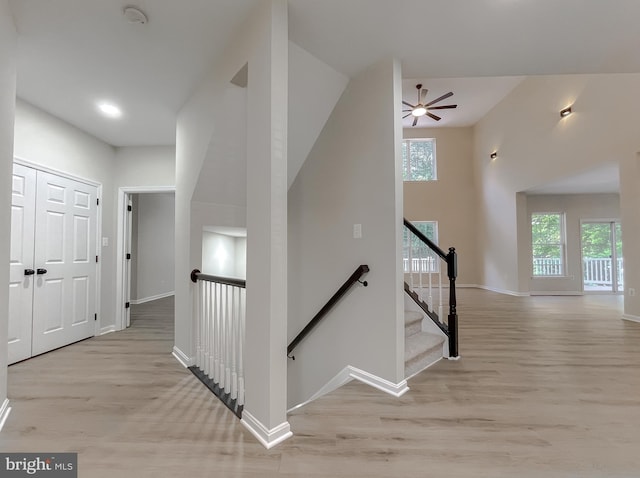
[403,220,440,273]
[531,212,567,277]
[402,138,437,182]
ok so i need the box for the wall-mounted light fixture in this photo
[490,152,498,160]
[560,106,572,118]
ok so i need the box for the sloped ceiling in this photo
[9,0,640,147]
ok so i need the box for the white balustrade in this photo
[404,229,446,322]
[194,277,246,407]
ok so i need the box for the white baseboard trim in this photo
[622,314,640,323]
[172,346,194,368]
[477,285,530,297]
[288,365,409,414]
[0,399,11,432]
[530,291,583,296]
[348,366,409,397]
[131,291,175,305]
[100,325,116,335]
[241,411,292,449]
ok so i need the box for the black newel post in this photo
[447,247,459,358]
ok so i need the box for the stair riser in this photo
[405,320,422,338]
[405,348,442,378]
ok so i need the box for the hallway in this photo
[1,291,640,477]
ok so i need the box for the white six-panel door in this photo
[8,164,98,364]
[8,164,37,364]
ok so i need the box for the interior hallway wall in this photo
[13,99,116,328]
[0,0,17,418]
[288,58,405,407]
[132,193,175,303]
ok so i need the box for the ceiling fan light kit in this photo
[402,83,457,126]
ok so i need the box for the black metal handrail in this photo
[403,218,458,358]
[191,269,246,288]
[403,218,447,260]
[287,265,369,358]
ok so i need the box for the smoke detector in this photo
[123,6,148,24]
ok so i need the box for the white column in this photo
[242,0,291,448]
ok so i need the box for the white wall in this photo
[287,42,349,188]
[114,146,175,188]
[134,193,175,302]
[202,232,246,279]
[526,194,620,294]
[0,0,17,417]
[13,99,117,327]
[473,74,640,309]
[619,154,640,320]
[287,58,405,407]
[403,127,478,286]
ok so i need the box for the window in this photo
[403,221,439,273]
[402,138,436,181]
[531,213,566,276]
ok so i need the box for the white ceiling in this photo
[401,77,524,128]
[9,0,259,146]
[9,0,640,151]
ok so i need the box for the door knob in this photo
[24,269,35,276]
[36,268,48,275]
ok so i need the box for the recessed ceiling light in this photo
[97,102,122,119]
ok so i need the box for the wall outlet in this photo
[353,224,362,239]
[629,288,636,297]
[102,237,109,247]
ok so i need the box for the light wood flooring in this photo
[2,291,640,477]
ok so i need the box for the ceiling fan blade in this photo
[412,117,418,127]
[420,88,428,103]
[425,92,453,107]
[403,113,412,119]
[402,101,415,108]
[427,112,441,121]
[428,104,457,110]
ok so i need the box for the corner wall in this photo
[287,58,405,407]
[0,0,17,422]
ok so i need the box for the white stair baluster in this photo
[213,282,221,385]
[230,287,238,400]
[237,287,245,406]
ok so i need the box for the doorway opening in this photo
[116,187,175,331]
[581,221,623,293]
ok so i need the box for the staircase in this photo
[404,310,445,378]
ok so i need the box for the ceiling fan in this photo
[403,84,457,126]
